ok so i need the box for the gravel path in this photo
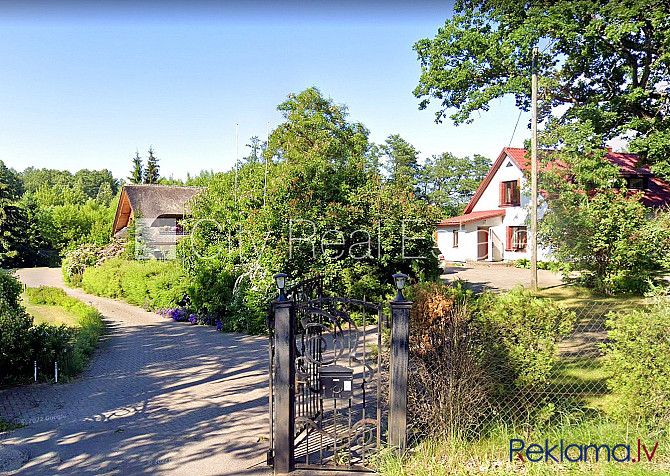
[0,268,271,476]
[441,262,564,293]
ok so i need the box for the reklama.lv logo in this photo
[510,439,659,463]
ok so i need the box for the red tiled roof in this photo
[462,148,521,214]
[606,150,652,175]
[644,177,670,207]
[438,209,506,226]
[463,147,670,212]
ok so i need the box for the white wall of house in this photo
[471,156,524,213]
[437,215,505,262]
[437,152,550,262]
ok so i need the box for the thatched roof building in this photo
[112,184,204,237]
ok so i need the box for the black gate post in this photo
[273,297,295,474]
[389,280,412,452]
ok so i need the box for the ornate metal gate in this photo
[267,276,389,472]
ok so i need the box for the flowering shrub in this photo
[62,239,126,286]
[62,243,100,286]
[155,306,222,332]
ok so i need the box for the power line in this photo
[508,110,523,147]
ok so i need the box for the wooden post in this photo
[531,46,539,292]
[388,298,412,452]
[273,299,295,474]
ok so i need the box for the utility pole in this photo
[264,121,269,208]
[235,123,239,205]
[530,47,539,292]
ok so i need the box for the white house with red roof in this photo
[436,147,670,263]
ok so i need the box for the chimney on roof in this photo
[606,146,613,153]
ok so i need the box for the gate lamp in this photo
[392,273,408,302]
[274,272,288,302]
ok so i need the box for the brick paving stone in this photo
[0,268,271,475]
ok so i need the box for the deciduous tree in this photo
[419,152,491,215]
[414,0,670,177]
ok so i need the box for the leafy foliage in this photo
[1,274,103,384]
[24,286,104,379]
[406,282,576,436]
[1,161,42,267]
[539,187,667,293]
[0,271,34,381]
[418,152,491,215]
[181,88,441,332]
[604,300,670,424]
[61,240,126,286]
[477,286,576,393]
[414,1,670,177]
[381,134,421,188]
[20,167,118,198]
[81,258,189,311]
[3,165,121,262]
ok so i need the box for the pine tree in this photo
[144,147,160,184]
[129,151,143,184]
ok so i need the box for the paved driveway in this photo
[441,262,564,293]
[0,268,271,476]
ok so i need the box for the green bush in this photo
[514,258,562,272]
[29,322,75,377]
[24,286,104,378]
[405,282,576,436]
[1,277,104,384]
[0,271,34,382]
[81,258,189,310]
[187,263,236,318]
[477,287,576,393]
[539,189,667,294]
[603,301,670,424]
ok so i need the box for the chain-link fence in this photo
[406,287,622,442]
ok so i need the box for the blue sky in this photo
[0,1,531,181]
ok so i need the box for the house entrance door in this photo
[477,228,489,261]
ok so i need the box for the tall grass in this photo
[377,419,669,475]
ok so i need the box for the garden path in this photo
[441,262,564,293]
[0,268,271,475]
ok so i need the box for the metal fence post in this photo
[273,298,295,474]
[389,297,412,452]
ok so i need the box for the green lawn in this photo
[535,285,650,314]
[21,293,82,327]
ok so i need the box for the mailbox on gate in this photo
[319,364,354,399]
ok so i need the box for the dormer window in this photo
[500,180,521,206]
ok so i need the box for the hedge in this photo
[81,258,189,310]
